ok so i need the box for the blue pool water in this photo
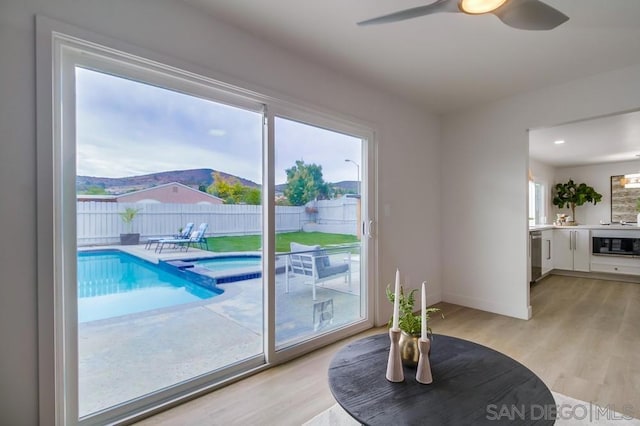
[77,250,220,323]
[195,256,261,272]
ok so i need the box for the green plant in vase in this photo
[552,179,602,225]
[119,207,142,245]
[386,285,444,367]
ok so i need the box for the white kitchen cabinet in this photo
[553,229,590,272]
[554,230,573,270]
[541,230,553,274]
[590,261,640,276]
[573,229,591,271]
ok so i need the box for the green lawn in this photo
[205,231,359,252]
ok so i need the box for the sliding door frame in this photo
[264,106,376,364]
[50,32,270,426]
[37,16,377,425]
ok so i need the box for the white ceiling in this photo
[183,0,640,167]
[529,109,640,167]
[183,0,640,113]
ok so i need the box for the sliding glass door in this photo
[273,117,366,349]
[74,67,265,417]
[46,32,375,424]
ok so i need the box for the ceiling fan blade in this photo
[492,0,569,30]
[357,0,458,26]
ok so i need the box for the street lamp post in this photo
[344,159,360,195]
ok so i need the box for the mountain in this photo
[77,168,259,194]
[77,168,357,196]
[332,181,359,193]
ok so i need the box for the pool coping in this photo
[164,253,287,285]
[76,248,288,327]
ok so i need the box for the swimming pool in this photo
[194,255,261,272]
[77,250,220,323]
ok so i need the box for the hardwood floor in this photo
[136,276,640,425]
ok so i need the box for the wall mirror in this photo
[610,175,640,222]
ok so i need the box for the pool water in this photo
[78,251,219,323]
[195,256,261,272]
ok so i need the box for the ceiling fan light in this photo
[459,0,509,14]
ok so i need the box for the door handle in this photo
[569,231,572,250]
[367,219,374,239]
[547,240,551,260]
[364,219,374,239]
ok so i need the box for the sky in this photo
[76,68,362,185]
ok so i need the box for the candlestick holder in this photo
[386,328,404,382]
[416,337,433,384]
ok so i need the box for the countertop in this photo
[530,224,640,232]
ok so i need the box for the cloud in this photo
[75,67,362,184]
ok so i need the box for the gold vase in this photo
[399,331,421,367]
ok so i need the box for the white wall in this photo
[0,0,441,423]
[441,62,640,321]
[554,160,640,225]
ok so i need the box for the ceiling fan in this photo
[358,0,569,31]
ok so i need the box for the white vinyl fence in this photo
[77,200,358,246]
[77,202,304,246]
[302,197,359,236]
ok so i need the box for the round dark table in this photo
[328,334,556,425]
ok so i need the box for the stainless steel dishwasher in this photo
[530,231,542,283]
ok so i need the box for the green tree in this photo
[275,197,291,206]
[284,160,331,206]
[79,185,108,195]
[243,187,262,205]
[207,172,261,205]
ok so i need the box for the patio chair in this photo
[145,222,194,250]
[285,242,351,300]
[156,223,209,253]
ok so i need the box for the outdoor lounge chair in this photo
[145,222,194,250]
[285,242,351,300]
[155,222,209,253]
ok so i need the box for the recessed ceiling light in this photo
[554,140,565,145]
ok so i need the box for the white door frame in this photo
[36,16,378,425]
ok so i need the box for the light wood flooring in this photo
[136,275,640,425]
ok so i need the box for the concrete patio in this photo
[78,244,361,416]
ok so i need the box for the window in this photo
[529,181,545,225]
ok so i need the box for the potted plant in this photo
[552,179,602,225]
[386,285,443,367]
[119,207,141,245]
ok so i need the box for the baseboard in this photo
[442,292,529,320]
[435,270,640,321]
[550,270,640,283]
